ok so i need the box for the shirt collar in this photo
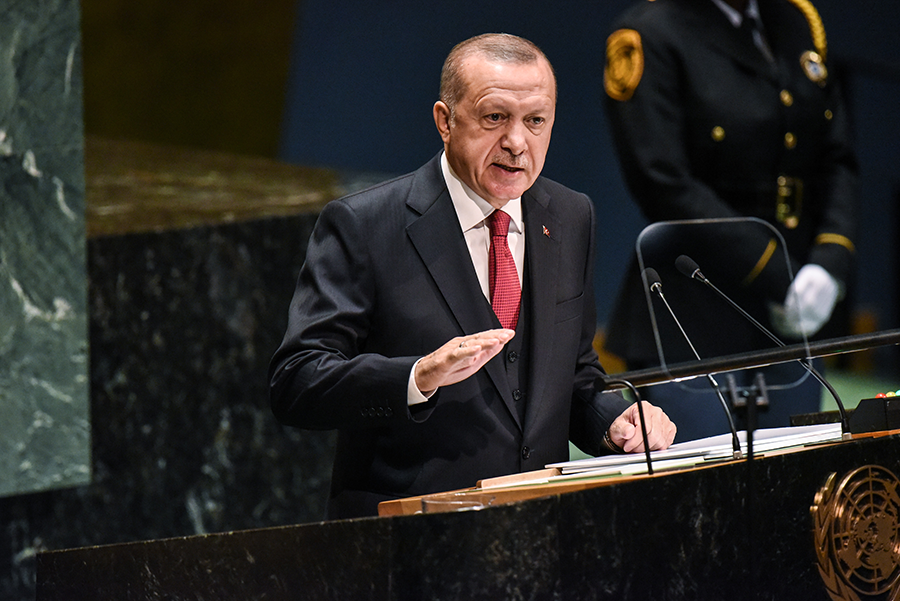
[711,0,761,27]
[440,152,523,234]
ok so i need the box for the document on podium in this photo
[544,423,843,481]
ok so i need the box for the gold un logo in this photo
[811,466,900,600]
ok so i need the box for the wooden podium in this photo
[37,429,900,600]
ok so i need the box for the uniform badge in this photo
[800,50,828,86]
[604,29,644,101]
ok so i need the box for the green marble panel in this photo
[0,0,89,496]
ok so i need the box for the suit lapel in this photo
[521,186,561,430]
[404,158,515,417]
[757,0,805,72]
[693,0,778,82]
[406,193,495,335]
[405,160,496,336]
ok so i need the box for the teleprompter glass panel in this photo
[635,217,812,394]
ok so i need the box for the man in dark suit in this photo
[270,33,676,519]
[602,0,858,442]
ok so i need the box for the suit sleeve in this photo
[805,79,858,285]
[268,199,419,431]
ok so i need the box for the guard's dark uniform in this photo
[602,0,858,440]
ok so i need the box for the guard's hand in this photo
[774,263,839,339]
[608,401,677,453]
[414,329,515,395]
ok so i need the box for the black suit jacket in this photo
[603,0,858,364]
[269,154,629,518]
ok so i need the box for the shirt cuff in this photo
[408,358,436,406]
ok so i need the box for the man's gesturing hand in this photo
[414,329,515,395]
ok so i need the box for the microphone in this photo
[674,255,851,440]
[644,268,743,459]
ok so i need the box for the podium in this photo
[37,429,900,600]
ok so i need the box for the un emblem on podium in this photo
[812,466,900,600]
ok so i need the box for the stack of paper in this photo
[545,423,843,481]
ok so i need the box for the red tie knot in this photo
[488,210,511,237]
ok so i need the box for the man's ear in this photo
[433,101,452,143]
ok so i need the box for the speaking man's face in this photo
[434,56,556,209]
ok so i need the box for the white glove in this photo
[772,264,839,339]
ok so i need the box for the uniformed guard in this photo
[602,0,858,442]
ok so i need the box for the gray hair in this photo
[439,33,557,114]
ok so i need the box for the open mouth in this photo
[493,163,524,173]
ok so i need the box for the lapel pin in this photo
[542,225,550,237]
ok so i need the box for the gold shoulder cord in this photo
[742,239,778,287]
[814,233,856,253]
[783,0,828,60]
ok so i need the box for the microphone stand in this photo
[644,269,744,459]
[675,255,853,441]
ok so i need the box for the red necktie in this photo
[488,210,521,330]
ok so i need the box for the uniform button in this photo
[375,407,384,417]
[824,109,833,120]
[780,89,794,106]
[711,126,725,142]
[368,408,376,417]
[507,351,518,363]
[784,132,797,149]
[521,446,531,460]
[512,389,522,401]
[384,407,393,417]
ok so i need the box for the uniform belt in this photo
[775,176,803,230]
[714,176,804,230]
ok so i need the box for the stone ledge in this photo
[85,136,341,237]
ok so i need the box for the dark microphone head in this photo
[675,255,704,281]
[643,267,662,293]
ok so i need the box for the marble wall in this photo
[0,1,89,497]
[0,5,360,592]
[1,211,340,601]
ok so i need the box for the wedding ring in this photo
[459,341,466,348]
